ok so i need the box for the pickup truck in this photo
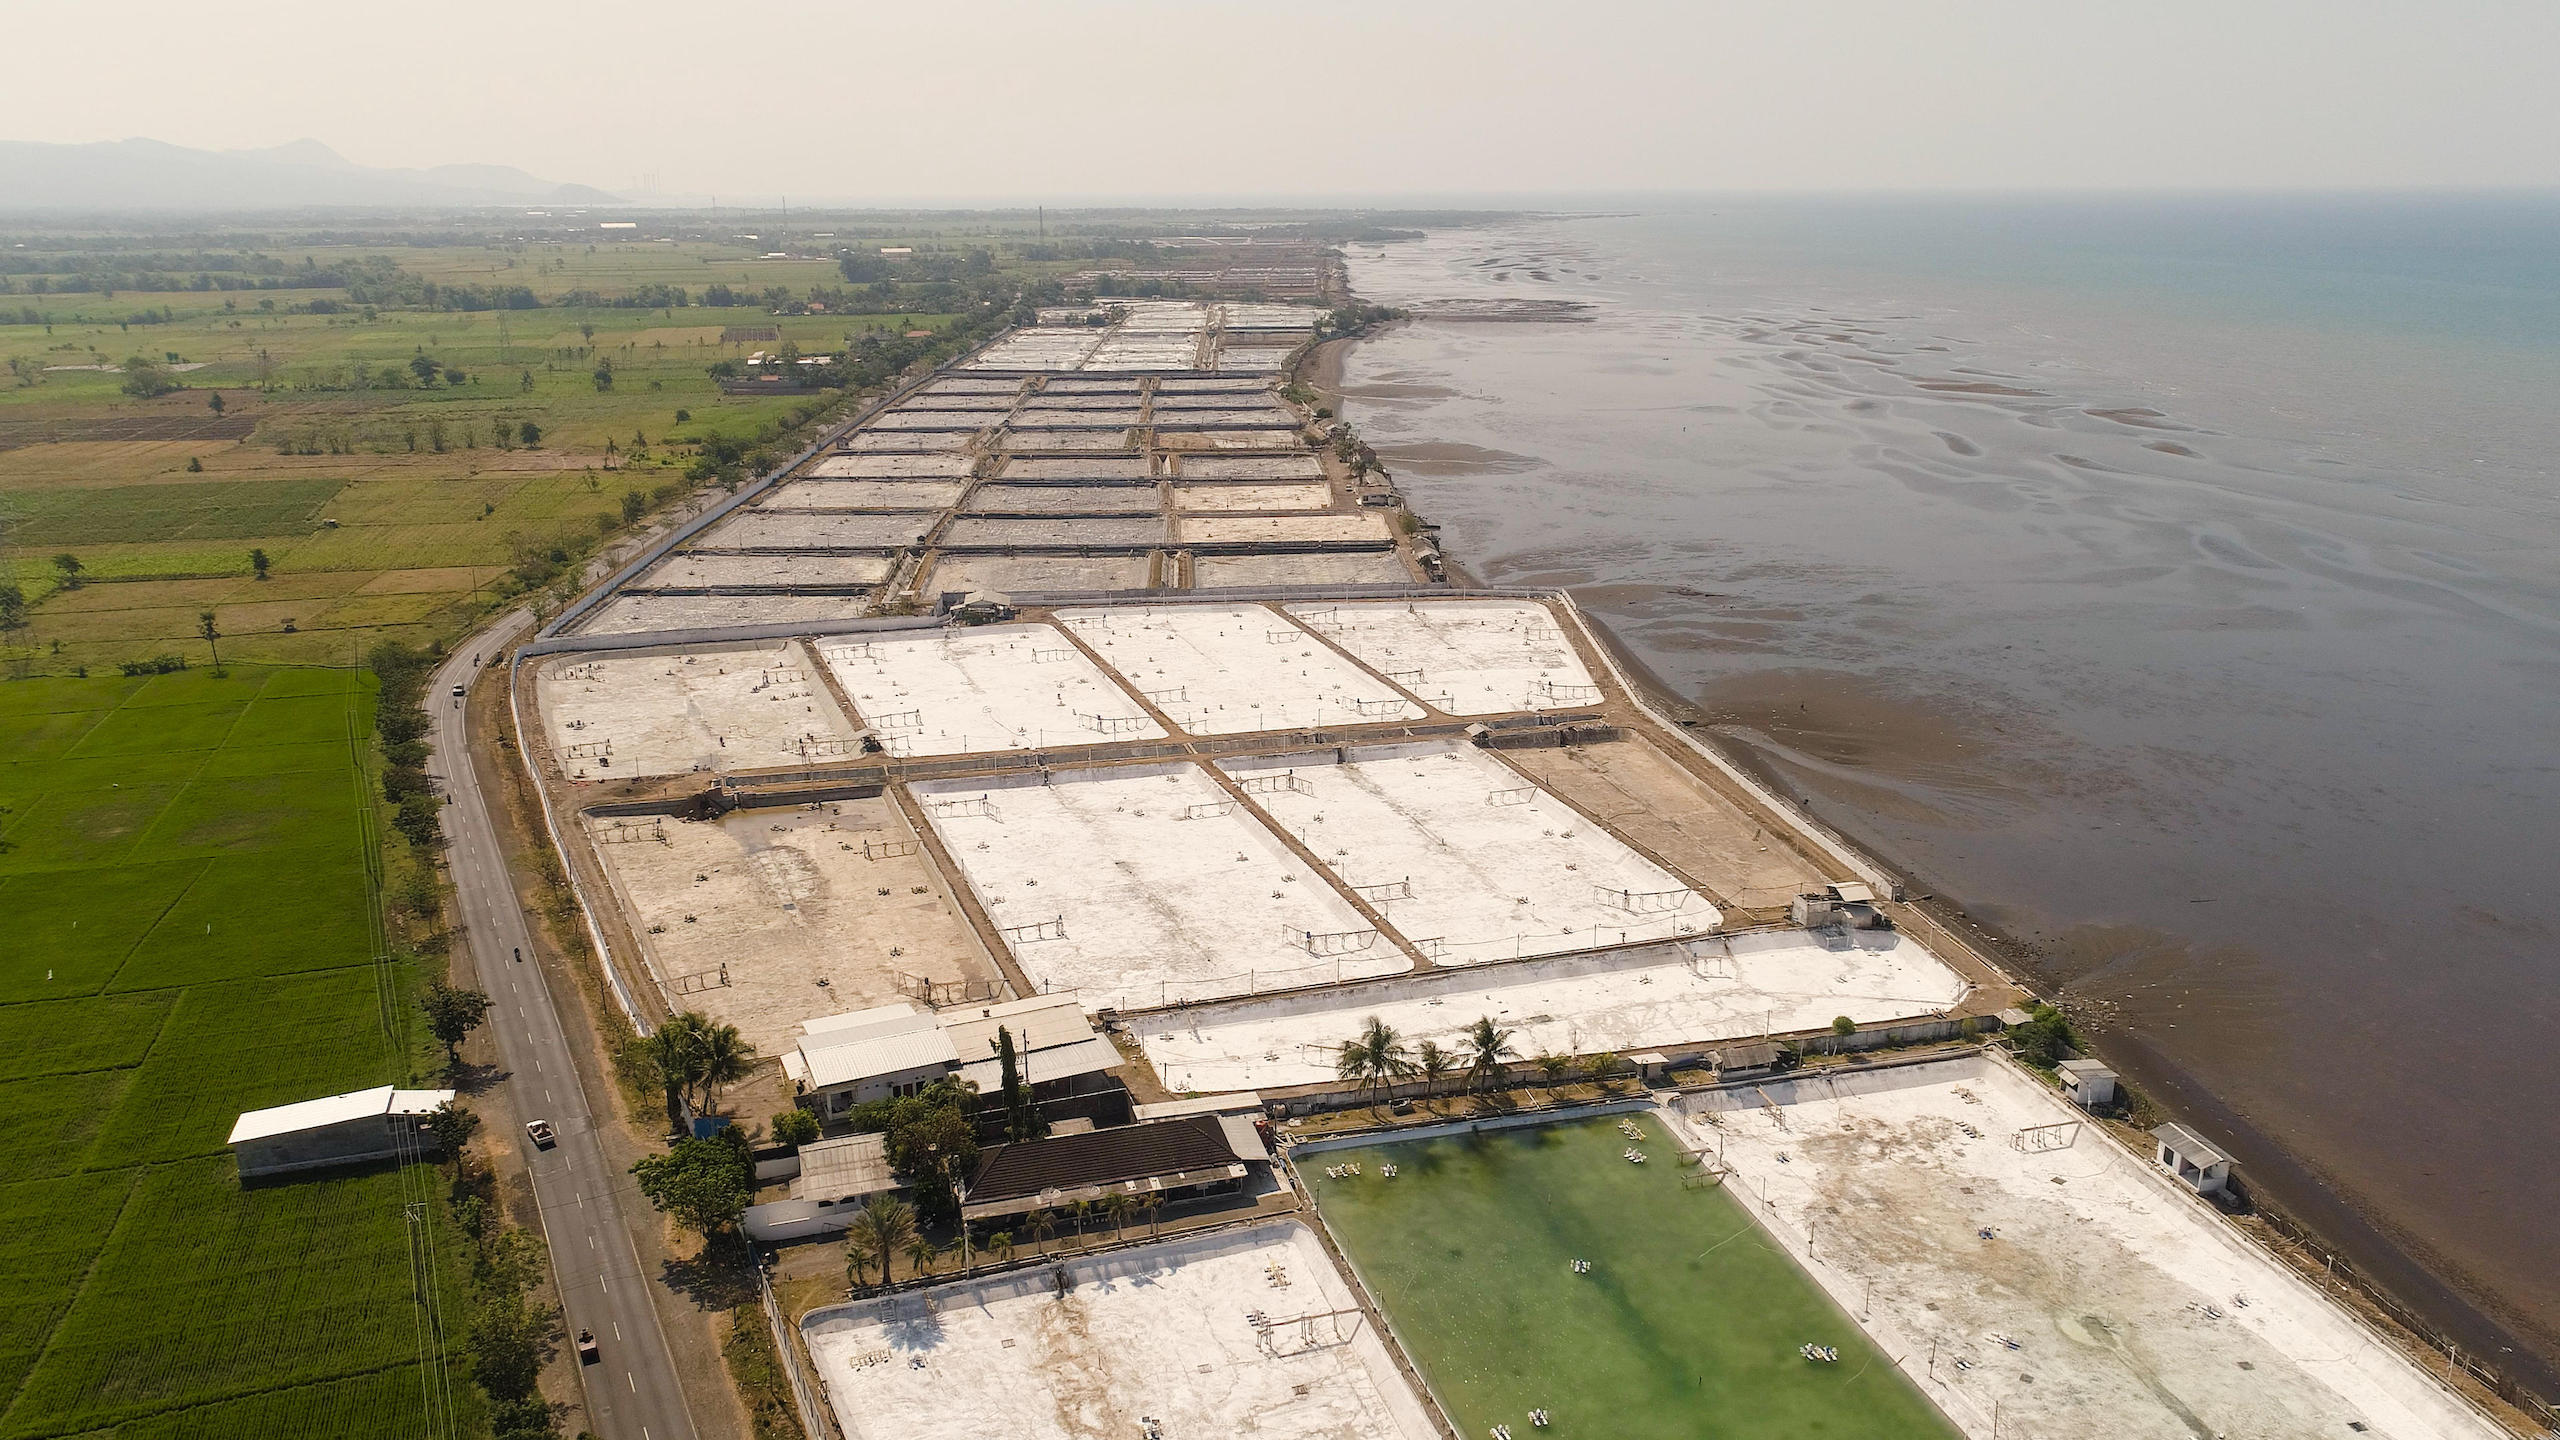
[524,1119,556,1149]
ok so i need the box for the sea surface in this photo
[1334,193,2560,1389]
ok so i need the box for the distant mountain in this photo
[0,138,621,211]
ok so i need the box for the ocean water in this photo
[1335,194,2560,1387]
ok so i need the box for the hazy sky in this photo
[11,0,2560,201]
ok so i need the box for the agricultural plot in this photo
[1285,600,1604,715]
[1224,740,1717,962]
[532,641,864,779]
[572,591,874,636]
[814,623,1160,757]
[919,552,1153,597]
[1311,1116,1958,1440]
[805,1221,1437,1440]
[1179,513,1394,545]
[1193,552,1416,589]
[583,800,995,1054]
[1059,602,1424,735]
[1171,482,1333,512]
[758,478,967,510]
[910,763,1405,1009]
[0,665,456,1439]
[806,453,976,479]
[1679,1057,2507,1440]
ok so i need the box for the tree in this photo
[771,1108,820,1147]
[858,1194,917,1289]
[1462,1016,1517,1096]
[1025,1207,1056,1251]
[426,1099,481,1165]
[519,369,534,392]
[1102,1191,1134,1240]
[994,1025,1038,1142]
[1533,1053,1571,1097]
[1415,1040,1455,1109]
[207,392,225,416]
[518,420,541,447]
[1335,1015,1415,1113]
[423,980,493,1068]
[988,1231,1015,1265]
[882,1092,978,1226]
[51,553,83,589]
[186,456,202,472]
[648,1012,710,1117]
[844,1226,882,1295]
[393,791,442,847]
[1831,1015,1857,1037]
[1585,1051,1624,1094]
[620,489,646,525]
[904,1235,939,1279]
[1140,1192,1163,1236]
[695,1020,755,1112]
[120,356,177,397]
[197,609,222,670]
[0,583,24,632]
[629,1126,753,1238]
[409,354,441,387]
[249,548,271,581]
[593,359,614,391]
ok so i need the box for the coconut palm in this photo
[844,1227,882,1295]
[989,1231,1016,1265]
[1533,1052,1571,1099]
[1103,1191,1135,1240]
[1069,1198,1093,1239]
[1335,1015,1416,1113]
[1586,1051,1625,1094]
[862,1194,918,1289]
[695,1020,757,1113]
[1141,1193,1164,1237]
[1027,1208,1057,1251]
[1415,1040,1455,1110]
[1462,1017,1517,1097]
[904,1235,940,1279]
[648,1012,709,1118]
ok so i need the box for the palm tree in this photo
[1586,1051,1624,1094]
[1027,1208,1057,1252]
[695,1021,756,1114]
[1533,1053,1573,1100]
[904,1235,939,1279]
[1070,1198,1095,1240]
[863,1194,918,1289]
[1103,1192,1134,1240]
[1415,1040,1455,1111]
[1140,1193,1163,1237]
[989,1231,1016,1266]
[1336,1015,1416,1113]
[1462,1017,1517,1098]
[844,1223,883,1295]
[648,1013,708,1120]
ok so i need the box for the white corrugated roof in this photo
[797,1012,959,1091]
[955,1034,1120,1093]
[229,1086,396,1145]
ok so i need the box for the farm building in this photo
[778,995,1119,1118]
[227,1085,455,1178]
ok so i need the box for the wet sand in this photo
[1330,216,2560,1399]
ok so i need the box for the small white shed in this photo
[228,1085,454,1179]
[2056,1058,2118,1110]
[2150,1122,2232,1196]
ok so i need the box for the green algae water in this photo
[1311,1114,1958,1440]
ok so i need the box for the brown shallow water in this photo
[1338,204,2560,1397]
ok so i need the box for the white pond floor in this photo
[1677,1055,2508,1440]
[1225,740,1716,962]
[816,623,1163,757]
[911,763,1406,1009]
[571,592,873,637]
[1059,603,1424,735]
[533,643,863,779]
[804,1221,1438,1440]
[1137,929,1966,1093]
[1286,600,1602,715]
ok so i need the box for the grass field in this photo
[0,663,466,1440]
[1310,1114,1960,1440]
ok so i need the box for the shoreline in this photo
[1305,291,2560,1422]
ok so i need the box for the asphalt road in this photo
[428,614,702,1440]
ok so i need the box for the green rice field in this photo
[1310,1113,1959,1440]
[0,664,462,1440]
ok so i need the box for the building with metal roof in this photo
[960,1113,1267,1226]
[779,995,1119,1119]
[227,1085,455,1179]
